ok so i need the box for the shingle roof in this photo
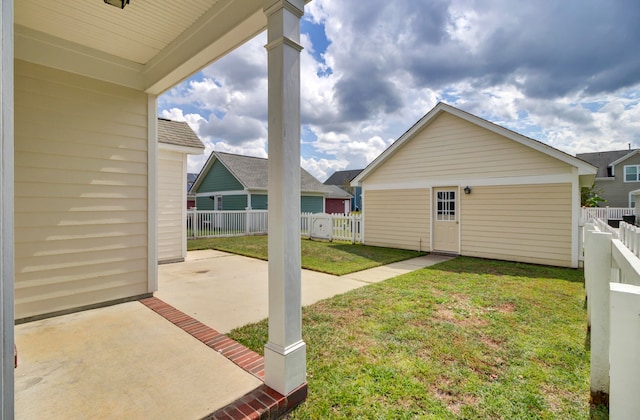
[575,149,637,178]
[157,118,204,150]
[325,184,353,199]
[212,151,330,194]
[324,169,363,186]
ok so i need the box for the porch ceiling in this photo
[14,0,266,94]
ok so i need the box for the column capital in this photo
[263,0,304,18]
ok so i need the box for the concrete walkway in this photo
[15,251,451,419]
[157,250,452,333]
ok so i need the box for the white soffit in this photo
[14,0,268,94]
[15,0,216,64]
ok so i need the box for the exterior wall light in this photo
[464,186,472,195]
[104,0,129,9]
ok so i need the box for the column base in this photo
[264,340,306,395]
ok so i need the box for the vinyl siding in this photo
[364,189,430,251]
[14,60,149,319]
[301,196,324,213]
[596,154,640,207]
[251,194,267,209]
[461,184,573,267]
[196,160,243,193]
[365,113,571,185]
[158,149,185,263]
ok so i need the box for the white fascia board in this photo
[595,177,615,181]
[352,102,597,185]
[15,25,145,90]
[158,142,205,155]
[609,150,640,168]
[189,152,219,193]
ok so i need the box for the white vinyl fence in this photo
[584,220,640,418]
[188,210,362,243]
[581,207,635,223]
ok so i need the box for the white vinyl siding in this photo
[365,112,571,185]
[14,60,149,319]
[158,149,186,263]
[363,189,430,252]
[461,184,573,267]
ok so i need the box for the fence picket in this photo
[188,209,362,242]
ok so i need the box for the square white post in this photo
[0,0,14,416]
[263,0,306,396]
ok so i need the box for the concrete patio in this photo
[15,251,451,419]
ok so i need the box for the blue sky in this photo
[159,0,640,181]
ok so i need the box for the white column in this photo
[147,95,158,292]
[263,0,306,396]
[0,0,14,416]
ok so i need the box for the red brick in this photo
[235,402,257,418]
[235,352,261,367]
[218,342,242,354]
[194,330,219,343]
[223,405,246,419]
[244,358,264,371]
[227,346,252,360]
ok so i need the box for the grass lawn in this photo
[188,235,425,276]
[228,257,608,419]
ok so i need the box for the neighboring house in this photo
[4,0,310,401]
[575,149,640,207]
[324,169,363,211]
[191,151,329,213]
[325,185,353,214]
[351,102,597,268]
[187,173,198,209]
[157,118,204,264]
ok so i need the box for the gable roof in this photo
[191,151,330,195]
[325,185,353,199]
[576,149,640,178]
[352,102,597,185]
[324,169,363,186]
[157,118,205,153]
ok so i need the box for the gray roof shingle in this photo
[157,118,204,150]
[213,151,330,194]
[576,149,637,178]
[324,169,363,186]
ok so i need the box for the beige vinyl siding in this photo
[365,113,571,185]
[14,60,149,319]
[158,149,186,263]
[364,189,430,251]
[461,184,573,267]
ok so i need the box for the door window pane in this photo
[436,191,456,221]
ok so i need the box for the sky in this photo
[158,0,640,182]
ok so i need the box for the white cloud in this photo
[160,0,640,181]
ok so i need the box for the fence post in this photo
[351,213,356,244]
[609,283,640,417]
[585,231,612,405]
[583,222,596,322]
[246,210,250,235]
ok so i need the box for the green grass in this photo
[188,235,425,276]
[228,257,609,419]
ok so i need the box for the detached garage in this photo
[351,103,597,268]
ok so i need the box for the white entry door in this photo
[433,187,459,254]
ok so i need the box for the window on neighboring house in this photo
[215,195,223,211]
[624,165,640,182]
[630,192,637,208]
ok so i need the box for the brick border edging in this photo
[139,297,307,419]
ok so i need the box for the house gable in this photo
[195,159,244,194]
[362,111,573,186]
[354,102,596,187]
